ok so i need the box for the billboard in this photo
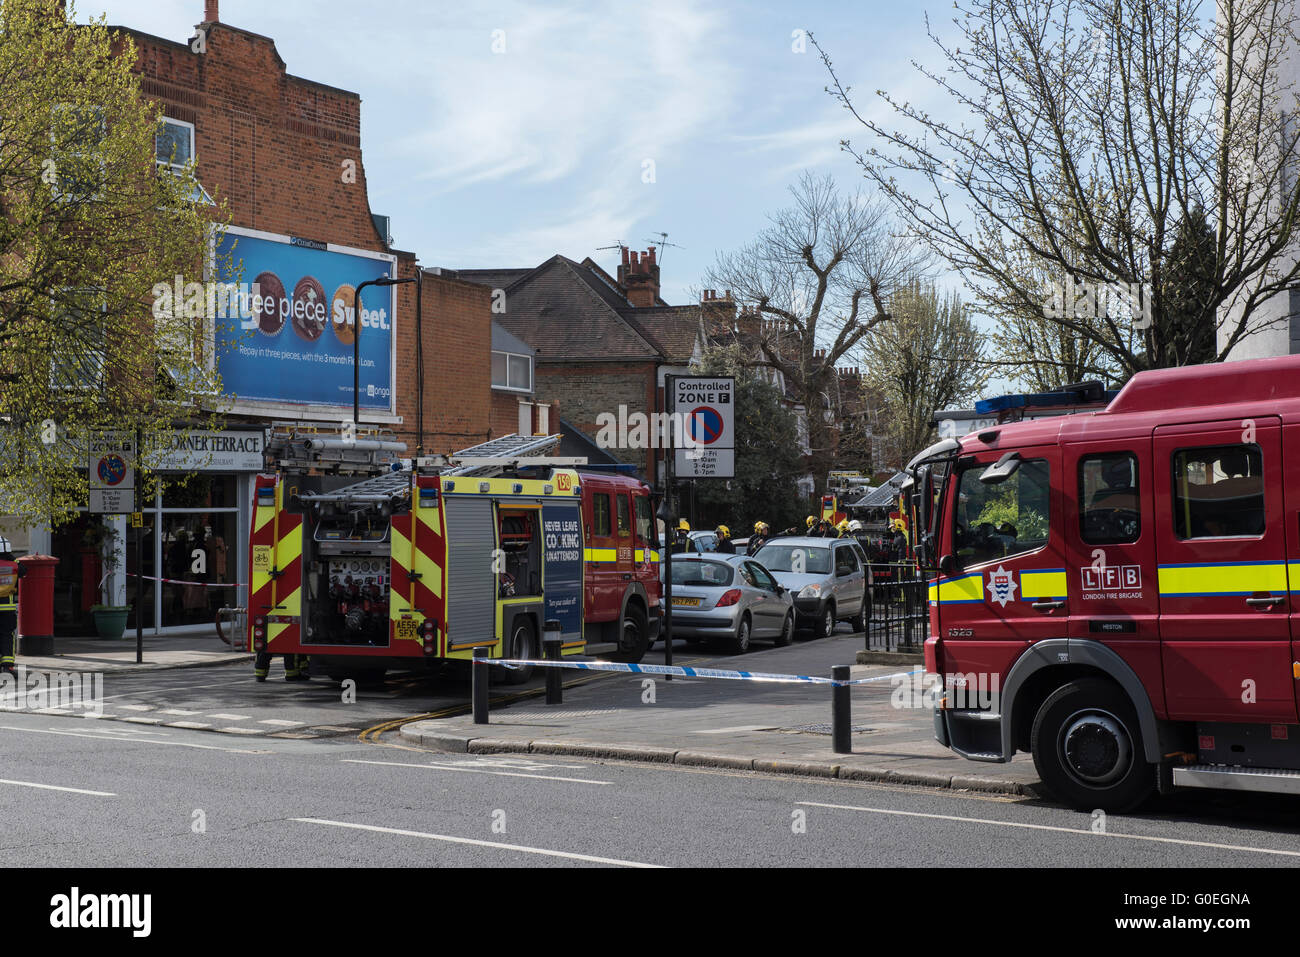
[214,228,397,410]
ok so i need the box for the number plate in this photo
[672,597,700,607]
[395,619,419,641]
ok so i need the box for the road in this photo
[2,705,1300,868]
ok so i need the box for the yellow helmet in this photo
[837,520,849,532]
[716,524,730,538]
[754,521,768,534]
[806,515,818,528]
[678,519,691,532]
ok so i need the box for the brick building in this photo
[20,2,494,635]
[457,247,703,486]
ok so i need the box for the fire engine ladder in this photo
[438,433,586,477]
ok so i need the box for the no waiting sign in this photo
[669,375,734,478]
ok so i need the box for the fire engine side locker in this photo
[442,496,499,654]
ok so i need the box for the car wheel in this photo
[497,619,536,685]
[815,603,836,639]
[849,591,868,633]
[730,614,752,654]
[611,603,650,663]
[1030,678,1153,812]
[774,610,794,647]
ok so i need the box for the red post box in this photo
[17,554,59,656]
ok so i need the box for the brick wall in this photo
[535,362,659,481]
[123,20,491,447]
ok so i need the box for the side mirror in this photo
[939,553,957,577]
[980,452,1021,485]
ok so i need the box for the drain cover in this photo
[773,723,877,735]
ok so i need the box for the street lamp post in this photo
[353,275,416,426]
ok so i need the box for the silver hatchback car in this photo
[752,536,869,639]
[661,553,795,653]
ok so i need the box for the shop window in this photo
[159,512,236,627]
[1172,444,1265,539]
[953,458,1051,567]
[1080,452,1140,544]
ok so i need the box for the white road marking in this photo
[216,727,261,735]
[257,719,302,727]
[118,704,154,712]
[691,725,773,734]
[798,801,1300,859]
[0,778,115,797]
[208,713,252,721]
[341,758,611,785]
[165,721,211,730]
[159,709,202,716]
[292,818,661,867]
[99,677,251,703]
[122,717,163,725]
[310,726,361,733]
[0,724,265,754]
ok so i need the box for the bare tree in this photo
[705,172,926,496]
[814,0,1300,375]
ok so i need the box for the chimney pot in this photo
[621,246,630,266]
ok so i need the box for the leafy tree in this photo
[861,281,987,466]
[691,344,807,535]
[0,0,229,528]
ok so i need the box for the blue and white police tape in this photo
[477,656,922,688]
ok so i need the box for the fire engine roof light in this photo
[543,485,553,494]
[974,381,1118,415]
[479,481,490,493]
[512,483,523,494]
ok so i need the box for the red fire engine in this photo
[909,355,1300,809]
[248,432,661,682]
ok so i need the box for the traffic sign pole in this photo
[135,427,142,665]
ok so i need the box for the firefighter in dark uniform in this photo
[0,538,24,676]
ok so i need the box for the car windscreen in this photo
[753,544,832,575]
[670,560,734,586]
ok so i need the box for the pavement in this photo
[15,631,251,672]
[399,631,1046,798]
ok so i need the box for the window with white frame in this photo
[50,289,107,390]
[50,104,105,202]
[156,117,194,170]
[492,350,533,392]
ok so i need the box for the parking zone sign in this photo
[670,376,734,478]
[88,431,135,514]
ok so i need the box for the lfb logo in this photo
[986,565,1018,607]
[1081,565,1142,591]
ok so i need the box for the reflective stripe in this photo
[633,549,661,563]
[1020,568,1067,601]
[1158,561,1288,597]
[584,548,618,563]
[931,573,983,605]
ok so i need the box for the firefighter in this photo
[255,652,311,683]
[670,519,691,554]
[836,520,851,538]
[715,525,735,553]
[747,521,770,555]
[0,539,22,676]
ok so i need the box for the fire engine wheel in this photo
[774,610,794,647]
[1030,678,1154,812]
[611,605,650,663]
[498,620,536,685]
[730,614,752,655]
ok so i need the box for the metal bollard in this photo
[831,664,851,754]
[472,647,490,725]
[543,619,563,705]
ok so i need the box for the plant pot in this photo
[91,607,130,640]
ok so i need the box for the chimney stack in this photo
[617,247,661,308]
[700,289,735,335]
[204,0,219,22]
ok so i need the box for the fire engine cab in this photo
[909,354,1300,809]
[247,431,661,683]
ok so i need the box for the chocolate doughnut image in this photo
[331,283,356,346]
[253,271,286,336]
[292,275,327,342]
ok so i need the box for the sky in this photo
[83,0,963,352]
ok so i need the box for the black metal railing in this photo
[863,563,929,652]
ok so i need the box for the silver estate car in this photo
[752,536,869,639]
[661,553,795,653]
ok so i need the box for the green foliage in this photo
[973,486,1049,543]
[692,344,807,533]
[0,0,232,529]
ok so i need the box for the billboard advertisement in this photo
[214,228,397,410]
